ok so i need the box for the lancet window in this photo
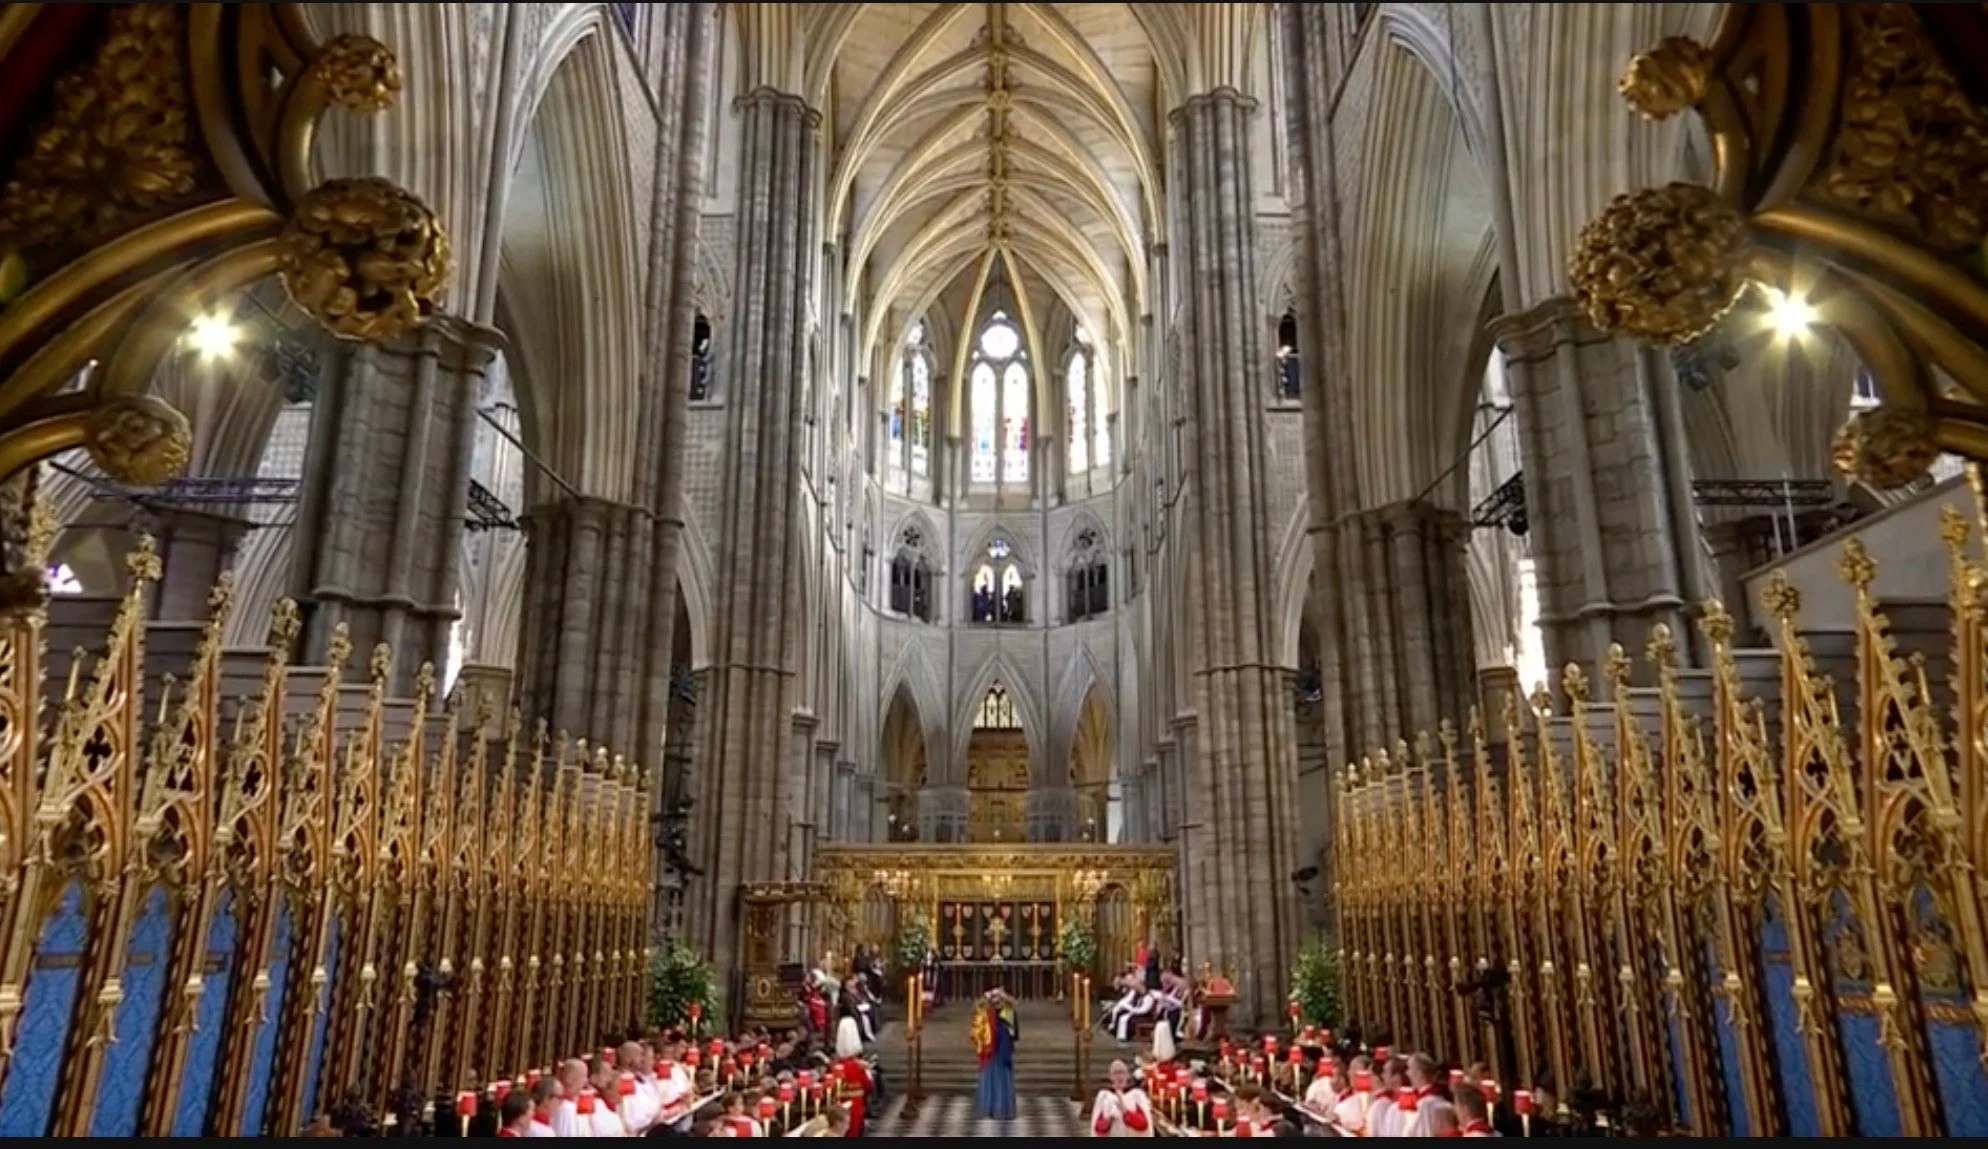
[975,684,1020,729]
[968,312,1029,488]
[1276,311,1301,400]
[690,313,714,401]
[888,526,934,622]
[1065,332,1112,477]
[970,537,1026,624]
[1067,527,1110,621]
[887,322,934,490]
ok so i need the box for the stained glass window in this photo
[886,359,907,484]
[908,352,931,476]
[1002,362,1029,484]
[975,685,1019,729]
[968,312,1029,489]
[970,363,999,484]
[1067,351,1090,474]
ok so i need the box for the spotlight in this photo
[1763,287,1816,340]
[186,311,241,360]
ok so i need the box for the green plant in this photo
[1058,916,1098,971]
[895,914,932,971]
[1290,939,1342,1027]
[648,942,718,1032]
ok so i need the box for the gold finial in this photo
[1602,644,1631,691]
[368,642,392,684]
[1760,570,1800,621]
[267,598,302,648]
[1374,747,1393,776]
[1939,503,1971,551]
[1561,663,1589,705]
[1528,682,1554,717]
[1838,538,1877,592]
[414,661,437,701]
[1413,730,1434,764]
[1467,706,1485,744]
[1646,622,1677,669]
[24,490,58,568]
[592,744,611,777]
[126,534,162,583]
[1567,182,1749,344]
[1699,599,1734,645]
[610,754,628,784]
[1437,719,1457,758]
[1619,36,1711,120]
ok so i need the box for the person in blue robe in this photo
[974,988,1019,1120]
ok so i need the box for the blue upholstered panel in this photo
[1907,887,1988,1136]
[298,915,342,1121]
[88,884,175,1136]
[1702,940,1750,1136]
[0,881,90,1137]
[1756,896,1820,1136]
[1823,893,1902,1137]
[171,890,238,1137]
[238,899,295,1136]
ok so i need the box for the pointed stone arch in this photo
[878,642,947,777]
[957,520,1035,579]
[951,652,1044,775]
[675,503,717,670]
[878,679,931,838]
[1049,642,1116,785]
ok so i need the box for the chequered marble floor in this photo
[866,1094,1087,1138]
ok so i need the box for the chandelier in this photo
[872,869,914,899]
[1069,868,1108,903]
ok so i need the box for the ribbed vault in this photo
[818,3,1165,377]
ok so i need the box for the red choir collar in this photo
[1462,1119,1492,1134]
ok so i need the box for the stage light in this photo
[1764,287,1816,339]
[187,311,241,360]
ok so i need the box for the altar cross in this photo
[986,908,1010,956]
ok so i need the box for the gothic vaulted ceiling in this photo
[818,3,1166,361]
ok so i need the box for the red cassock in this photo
[835,1056,872,1135]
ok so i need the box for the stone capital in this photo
[734,85,823,130]
[392,312,506,377]
[1486,294,1626,364]
[1168,86,1260,127]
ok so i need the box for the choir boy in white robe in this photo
[585,1060,628,1137]
[1455,1085,1499,1137]
[524,1077,561,1138]
[1091,1060,1156,1136]
[1332,1056,1374,1136]
[1401,1053,1454,1137]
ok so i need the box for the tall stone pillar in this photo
[147,507,250,620]
[1171,87,1302,1023]
[518,495,653,751]
[686,86,819,980]
[1342,500,1478,739]
[290,315,501,691]
[1489,298,1708,680]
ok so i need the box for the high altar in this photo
[815,844,1175,1002]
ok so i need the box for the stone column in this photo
[517,495,653,750]
[686,87,820,980]
[1023,787,1076,842]
[290,315,501,692]
[1489,298,1708,680]
[1341,500,1478,740]
[147,507,250,620]
[1171,87,1302,1023]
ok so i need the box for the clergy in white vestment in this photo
[617,1042,661,1133]
[586,1061,629,1137]
[1091,1060,1156,1136]
[548,1060,588,1138]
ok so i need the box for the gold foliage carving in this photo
[0,3,452,545]
[0,548,653,1135]
[1577,3,1988,484]
[277,177,451,343]
[0,4,209,262]
[1335,478,1988,1137]
[1569,182,1752,344]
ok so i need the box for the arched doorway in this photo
[967,685,1026,842]
[881,685,925,841]
[1070,685,1114,843]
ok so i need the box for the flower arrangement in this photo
[1057,915,1098,972]
[648,942,719,1031]
[895,913,933,971]
[1290,939,1342,1027]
